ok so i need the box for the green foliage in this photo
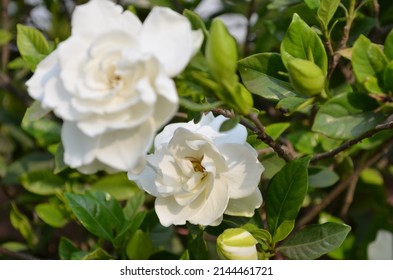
[277,222,351,259]
[266,156,311,243]
[2,0,393,261]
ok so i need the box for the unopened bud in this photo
[287,58,325,96]
[216,228,258,260]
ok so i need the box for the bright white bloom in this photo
[216,228,258,260]
[129,113,264,226]
[26,0,203,173]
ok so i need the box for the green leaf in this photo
[205,18,238,87]
[312,92,384,140]
[317,0,340,29]
[54,143,67,174]
[384,29,393,60]
[308,166,339,188]
[183,9,208,36]
[16,24,51,71]
[10,203,38,248]
[91,173,141,201]
[238,53,296,101]
[126,229,154,260]
[266,156,311,243]
[277,222,351,259]
[123,192,145,221]
[58,237,79,260]
[113,211,146,249]
[65,191,124,242]
[35,201,70,228]
[219,115,240,132]
[352,35,388,84]
[304,0,320,12]
[21,170,65,195]
[180,250,190,260]
[179,98,224,112]
[281,13,328,75]
[383,61,393,92]
[0,29,13,46]
[276,96,314,115]
[82,248,114,260]
[22,101,50,123]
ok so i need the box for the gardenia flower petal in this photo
[129,113,264,226]
[25,0,202,174]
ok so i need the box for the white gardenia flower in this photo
[129,113,264,227]
[216,228,258,260]
[26,0,203,173]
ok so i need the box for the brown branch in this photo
[340,173,360,217]
[242,0,256,57]
[328,0,356,80]
[213,108,294,162]
[297,139,393,228]
[311,120,393,163]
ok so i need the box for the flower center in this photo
[187,156,205,173]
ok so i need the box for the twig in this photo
[297,139,393,228]
[311,120,393,163]
[328,0,356,80]
[243,0,256,56]
[213,108,294,162]
[340,173,359,217]
[0,247,38,260]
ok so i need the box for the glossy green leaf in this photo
[281,13,328,75]
[91,173,141,201]
[276,96,313,115]
[22,118,61,147]
[21,170,65,195]
[278,222,351,259]
[58,237,79,260]
[123,192,145,221]
[317,0,340,29]
[16,24,51,70]
[304,0,319,12]
[308,166,339,188]
[383,61,393,91]
[352,35,388,84]
[113,210,146,249]
[312,92,384,140]
[35,201,70,228]
[266,156,311,243]
[126,229,154,260]
[238,53,296,101]
[219,115,240,132]
[384,29,393,60]
[65,191,124,242]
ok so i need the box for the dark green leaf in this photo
[219,115,240,132]
[65,191,124,242]
[266,156,311,243]
[383,61,393,91]
[308,166,339,188]
[123,192,145,221]
[276,96,313,115]
[238,53,296,101]
[278,222,351,259]
[113,211,146,249]
[312,92,384,140]
[304,0,319,12]
[58,237,79,260]
[16,24,51,70]
[281,13,328,74]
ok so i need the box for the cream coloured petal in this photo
[140,7,202,77]
[71,0,141,39]
[62,121,99,168]
[95,120,155,171]
[77,159,121,174]
[187,182,229,226]
[225,188,263,217]
[219,143,264,199]
[26,51,59,102]
[128,163,160,197]
[155,196,195,226]
[152,74,178,129]
[154,122,197,149]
